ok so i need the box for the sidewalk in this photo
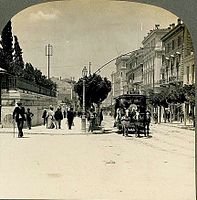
[157,121,195,131]
[0,117,112,135]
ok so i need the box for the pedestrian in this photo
[99,108,103,126]
[145,110,151,137]
[54,107,63,129]
[189,111,193,124]
[121,113,130,137]
[42,109,47,126]
[166,110,170,122]
[88,109,96,132]
[153,112,158,124]
[26,108,34,129]
[179,109,184,123]
[46,105,55,129]
[13,102,26,138]
[63,110,66,118]
[67,107,75,130]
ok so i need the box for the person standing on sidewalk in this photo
[99,108,104,126]
[26,108,34,129]
[13,102,26,138]
[54,107,63,129]
[67,107,75,130]
[88,109,96,132]
[42,109,47,126]
[46,106,55,129]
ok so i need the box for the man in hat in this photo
[13,102,26,138]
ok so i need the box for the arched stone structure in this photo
[0,0,196,66]
[0,0,196,50]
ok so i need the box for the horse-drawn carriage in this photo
[114,94,151,137]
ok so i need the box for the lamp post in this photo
[81,66,88,132]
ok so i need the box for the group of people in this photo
[12,101,76,138]
[114,103,151,137]
[87,108,103,132]
[42,106,75,130]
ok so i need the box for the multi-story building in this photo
[126,48,144,94]
[183,27,195,85]
[183,25,195,120]
[160,19,195,123]
[51,77,74,104]
[142,24,169,93]
[160,19,184,87]
[112,55,130,98]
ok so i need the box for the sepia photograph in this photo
[0,0,195,199]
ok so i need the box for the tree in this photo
[166,84,186,104]
[23,63,35,82]
[0,48,6,69]
[13,35,24,76]
[0,20,13,72]
[74,73,112,109]
[183,84,195,105]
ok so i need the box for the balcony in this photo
[159,79,166,85]
[169,76,177,82]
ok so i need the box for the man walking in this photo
[54,107,63,129]
[13,102,26,138]
[67,108,75,130]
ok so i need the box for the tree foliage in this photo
[1,20,13,62]
[183,84,195,105]
[13,35,24,76]
[74,73,111,108]
[148,83,195,108]
[0,20,56,91]
[147,89,168,108]
[0,20,13,71]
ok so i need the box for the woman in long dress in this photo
[46,106,55,129]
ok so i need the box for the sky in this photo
[11,0,178,81]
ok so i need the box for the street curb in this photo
[158,123,195,131]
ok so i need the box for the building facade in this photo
[160,19,184,87]
[160,19,195,123]
[142,25,169,93]
[126,48,144,94]
[112,55,130,98]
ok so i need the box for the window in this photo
[186,66,190,84]
[191,64,195,84]
[172,40,175,50]
[162,72,165,80]
[178,36,182,47]
[167,43,170,53]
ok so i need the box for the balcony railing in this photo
[169,76,177,82]
[159,79,166,84]
[2,76,56,97]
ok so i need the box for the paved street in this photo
[0,116,195,199]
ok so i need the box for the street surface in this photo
[0,116,195,199]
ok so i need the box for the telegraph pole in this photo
[45,44,53,79]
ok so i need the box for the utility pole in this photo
[70,77,75,100]
[45,44,53,79]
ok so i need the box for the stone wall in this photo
[1,89,58,128]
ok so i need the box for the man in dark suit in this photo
[67,108,75,130]
[13,102,26,138]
